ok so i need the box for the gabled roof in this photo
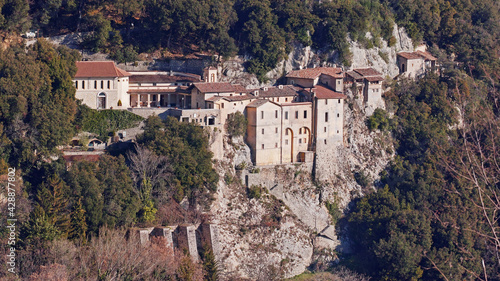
[346,71,363,80]
[129,74,200,83]
[397,52,423,60]
[416,50,437,61]
[247,99,276,108]
[286,67,343,79]
[313,85,346,99]
[257,85,301,98]
[281,102,312,107]
[353,68,382,77]
[222,94,255,102]
[365,76,384,82]
[193,82,246,93]
[75,61,130,78]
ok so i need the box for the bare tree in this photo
[127,144,171,202]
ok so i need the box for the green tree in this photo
[69,197,87,241]
[225,111,247,137]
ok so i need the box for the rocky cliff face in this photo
[210,88,394,279]
[221,24,414,88]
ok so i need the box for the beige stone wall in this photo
[74,78,127,109]
[247,102,283,166]
[281,103,312,163]
[315,98,343,152]
[397,57,425,78]
[364,82,383,109]
[287,77,317,88]
[319,75,344,92]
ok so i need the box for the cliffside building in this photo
[397,50,437,79]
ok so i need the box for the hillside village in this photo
[73,49,436,166]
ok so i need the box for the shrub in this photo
[325,200,342,224]
[354,171,371,188]
[367,108,390,131]
[248,185,264,199]
[225,112,247,137]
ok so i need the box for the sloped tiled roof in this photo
[286,67,343,79]
[75,61,130,78]
[281,102,312,107]
[346,71,363,80]
[397,52,422,60]
[365,76,384,82]
[247,99,273,108]
[313,85,346,99]
[416,50,437,61]
[354,68,382,77]
[205,96,223,102]
[127,88,190,94]
[223,94,255,102]
[193,82,246,93]
[129,74,200,83]
[257,85,301,98]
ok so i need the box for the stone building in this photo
[286,67,344,92]
[74,61,131,109]
[396,50,437,79]
[345,68,384,109]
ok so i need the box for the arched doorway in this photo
[97,92,106,109]
[283,128,294,163]
[303,127,312,150]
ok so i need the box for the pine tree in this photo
[35,175,70,237]
[69,197,87,242]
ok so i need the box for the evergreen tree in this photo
[69,197,87,241]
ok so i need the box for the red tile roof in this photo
[286,67,343,79]
[397,52,422,60]
[223,94,255,102]
[346,71,363,80]
[281,102,312,107]
[257,85,301,98]
[353,68,382,77]
[127,88,190,94]
[416,50,437,61]
[75,61,130,78]
[365,76,384,82]
[247,99,273,108]
[129,74,200,83]
[313,85,346,99]
[193,82,246,93]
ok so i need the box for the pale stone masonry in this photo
[73,60,416,166]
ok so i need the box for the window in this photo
[337,130,339,133]
[101,80,104,89]
[82,81,85,89]
[304,138,306,143]
[261,111,264,119]
[285,140,289,145]
[324,140,327,144]
[221,103,224,109]
[337,113,340,117]
[325,99,328,105]
[299,139,302,144]
[338,99,341,103]
[299,128,302,134]
[75,81,78,89]
[285,98,288,102]
[277,98,280,102]
[324,127,327,132]
[275,143,278,148]
[285,112,288,119]
[275,127,278,133]
[108,81,110,89]
[262,144,265,149]
[325,112,329,122]
[285,130,288,136]
[295,111,298,119]
[262,128,265,134]
[94,80,97,88]
[234,103,236,106]
[275,110,278,118]
[304,110,307,118]
[153,83,157,86]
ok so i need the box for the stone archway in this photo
[284,128,294,163]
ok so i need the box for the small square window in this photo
[275,127,278,133]
[275,143,278,148]
[299,139,302,144]
[285,112,288,119]
[337,130,340,133]
[299,128,302,134]
[275,110,278,118]
[324,140,327,144]
[285,140,289,145]
[337,113,340,117]
[304,110,307,118]
[295,111,298,119]
[324,127,327,132]
[262,128,265,134]
[261,111,264,119]
[338,99,341,103]
[285,130,288,136]
[325,100,328,105]
[107,81,110,89]
[262,144,265,149]
[75,81,78,89]
[325,112,329,122]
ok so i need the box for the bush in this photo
[248,185,264,199]
[225,112,247,137]
[325,200,342,224]
[235,162,247,170]
[367,108,390,131]
[354,171,371,188]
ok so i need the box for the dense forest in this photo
[0,0,498,79]
[0,0,498,280]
